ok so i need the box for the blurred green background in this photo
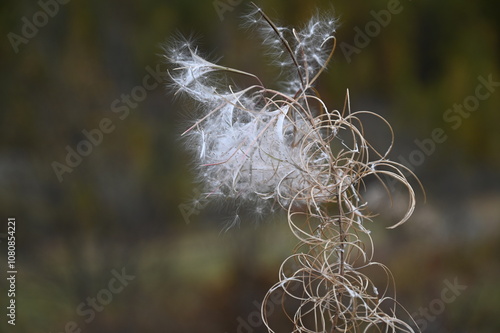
[1,0,499,332]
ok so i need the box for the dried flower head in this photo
[166,4,421,332]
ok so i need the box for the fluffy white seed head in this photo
[166,8,420,332]
[165,16,341,212]
[165,10,392,218]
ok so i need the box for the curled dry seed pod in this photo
[166,4,422,332]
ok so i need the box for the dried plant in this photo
[166,4,421,332]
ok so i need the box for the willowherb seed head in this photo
[168,6,421,332]
[166,10,343,213]
[166,7,416,228]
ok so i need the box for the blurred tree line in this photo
[0,0,499,332]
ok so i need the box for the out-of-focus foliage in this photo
[0,0,498,332]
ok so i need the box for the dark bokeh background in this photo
[1,0,499,332]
